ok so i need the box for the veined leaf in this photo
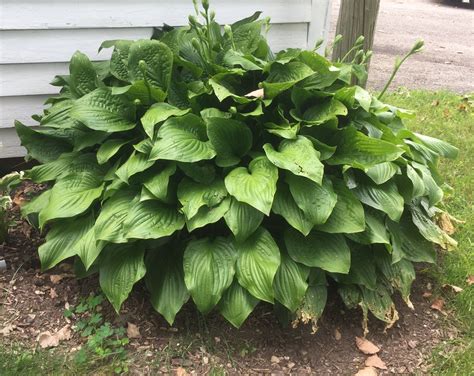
[128,39,173,90]
[218,281,259,328]
[123,200,184,240]
[291,98,347,125]
[109,40,133,81]
[365,162,399,185]
[146,247,189,325]
[149,114,216,162]
[352,179,404,222]
[183,237,237,313]
[69,51,97,98]
[347,208,390,245]
[224,198,264,242]
[263,62,314,98]
[97,139,129,165]
[38,213,94,270]
[141,103,190,138]
[413,133,459,159]
[273,254,309,312]
[272,183,313,236]
[99,243,146,312]
[285,229,351,274]
[115,151,154,184]
[316,179,365,234]
[186,198,231,231]
[286,175,338,226]
[264,136,324,184]
[206,118,253,167]
[225,156,278,215]
[328,127,404,169]
[177,177,227,219]
[236,227,281,303]
[39,172,104,227]
[70,88,136,132]
[142,164,176,202]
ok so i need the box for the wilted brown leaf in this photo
[0,324,15,336]
[442,284,463,293]
[355,366,378,376]
[466,275,474,286]
[49,288,58,299]
[175,367,187,376]
[127,322,141,339]
[335,328,342,341]
[356,337,380,355]
[245,88,264,99]
[365,355,387,370]
[422,291,433,298]
[431,298,445,313]
[437,212,455,235]
[49,275,64,284]
[37,325,72,348]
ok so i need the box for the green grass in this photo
[384,89,474,375]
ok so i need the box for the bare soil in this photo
[329,0,474,93]
[0,185,460,375]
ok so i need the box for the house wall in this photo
[0,0,332,158]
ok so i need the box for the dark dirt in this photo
[0,185,459,375]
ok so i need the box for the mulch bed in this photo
[0,184,457,375]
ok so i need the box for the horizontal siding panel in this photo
[1,0,311,30]
[0,95,48,128]
[1,23,308,64]
[0,128,26,158]
[0,23,308,96]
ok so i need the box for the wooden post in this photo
[332,0,380,86]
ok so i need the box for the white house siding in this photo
[0,0,332,158]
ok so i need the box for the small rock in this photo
[202,356,209,365]
[288,362,296,369]
[408,340,418,349]
[271,355,281,364]
[335,328,342,341]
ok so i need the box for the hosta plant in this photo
[15,2,458,330]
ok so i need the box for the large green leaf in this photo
[285,229,351,274]
[206,118,253,167]
[70,88,136,132]
[109,40,133,81]
[224,198,264,242]
[286,175,338,226]
[218,281,259,328]
[115,151,154,184]
[15,121,72,163]
[365,162,399,185]
[69,51,97,97]
[352,179,404,222]
[128,39,173,90]
[264,136,324,184]
[316,179,365,234]
[39,172,104,227]
[328,127,404,169]
[94,190,136,243]
[97,139,129,165]
[263,62,314,98]
[123,200,184,240]
[347,208,390,245]
[413,133,459,159]
[38,213,94,270]
[387,214,436,264]
[146,247,189,325]
[225,156,278,215]
[177,177,227,219]
[142,164,176,203]
[99,243,146,312]
[186,198,231,231]
[273,254,309,312]
[183,237,237,313]
[40,100,77,129]
[149,114,216,162]
[291,98,347,125]
[272,183,313,236]
[141,103,190,138]
[236,227,281,303]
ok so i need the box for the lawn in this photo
[1,89,472,375]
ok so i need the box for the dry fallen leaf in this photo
[127,322,141,339]
[355,366,378,376]
[335,328,342,341]
[443,284,463,293]
[37,325,72,348]
[466,275,474,286]
[49,275,64,284]
[365,355,387,370]
[422,291,433,298]
[356,337,380,355]
[0,324,15,336]
[431,298,446,315]
[245,88,264,99]
[437,212,455,235]
[175,367,187,376]
[49,288,58,299]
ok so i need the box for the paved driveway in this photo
[329,0,474,93]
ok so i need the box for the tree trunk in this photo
[332,0,380,87]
